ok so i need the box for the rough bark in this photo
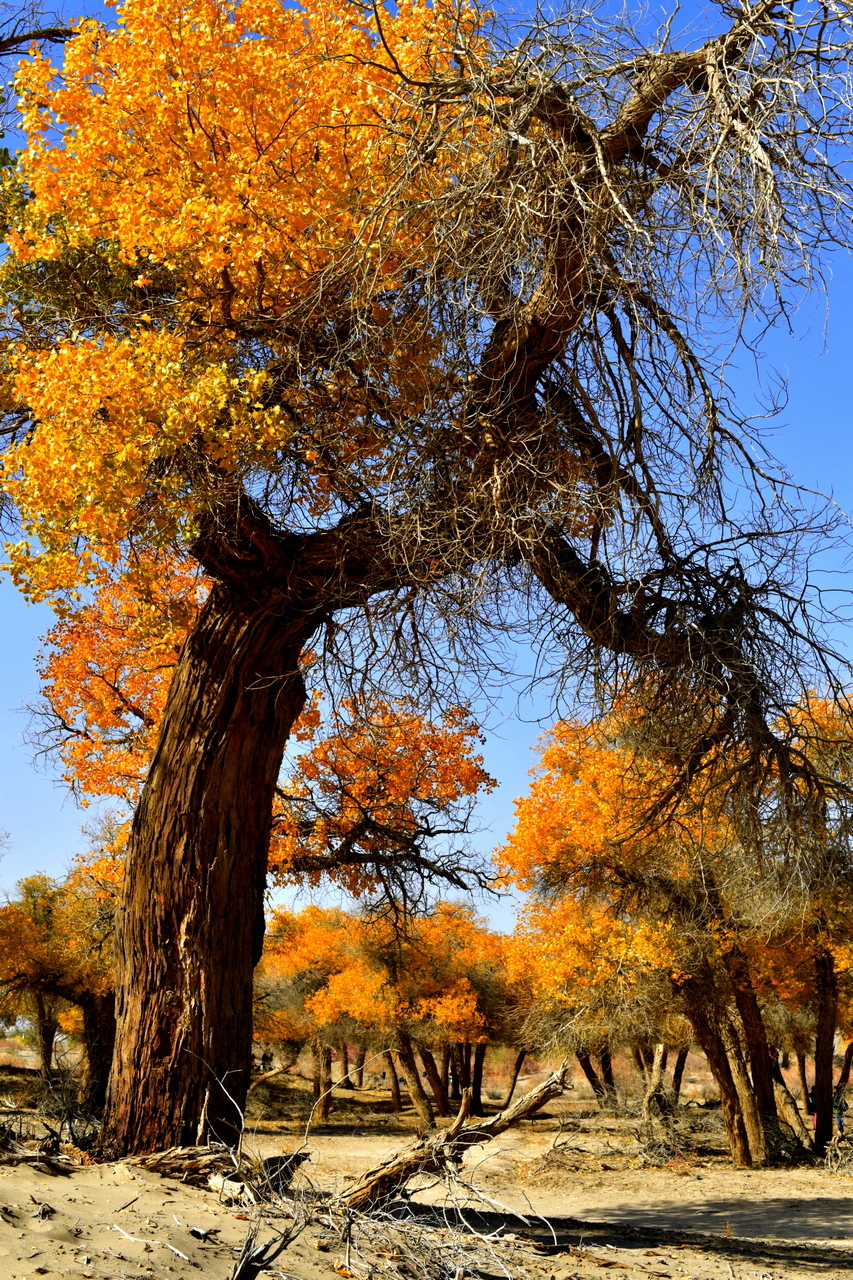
[813,946,838,1156]
[418,1045,450,1116]
[383,1050,403,1113]
[339,1060,571,1211]
[501,1049,527,1109]
[720,1008,767,1166]
[470,1042,487,1116]
[100,583,314,1156]
[396,1031,435,1128]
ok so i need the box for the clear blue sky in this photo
[0,2,852,912]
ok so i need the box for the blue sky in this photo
[0,2,852,917]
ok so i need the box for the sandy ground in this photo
[1,1060,852,1279]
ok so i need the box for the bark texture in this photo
[101,583,314,1155]
[813,946,838,1156]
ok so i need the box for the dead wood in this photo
[338,1059,570,1210]
[122,1144,253,1186]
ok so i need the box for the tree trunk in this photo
[501,1049,526,1109]
[796,1052,812,1114]
[722,945,780,1155]
[440,1046,451,1096]
[670,1045,689,1105]
[632,1047,649,1082]
[34,992,58,1082]
[313,1042,333,1123]
[396,1031,435,1128]
[836,1041,853,1089]
[451,1043,470,1092]
[813,946,838,1156]
[470,1043,487,1116]
[383,1050,403,1113]
[576,1050,606,1103]
[447,1046,461,1101]
[678,971,752,1167]
[770,1058,813,1150]
[354,1045,366,1089]
[100,584,313,1156]
[600,1046,617,1105]
[721,1008,767,1166]
[338,1042,353,1088]
[79,993,116,1113]
[643,1043,674,1129]
[418,1045,449,1116]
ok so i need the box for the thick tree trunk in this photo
[383,1050,403,1113]
[501,1049,526,1109]
[80,993,116,1113]
[770,1058,813,1149]
[678,971,752,1167]
[338,1042,353,1088]
[643,1043,674,1129]
[670,1045,689,1104]
[418,1045,450,1116]
[470,1043,487,1116]
[720,1008,767,1166]
[440,1045,451,1095]
[813,946,838,1156]
[447,1046,462,1101]
[101,585,313,1156]
[397,1030,435,1128]
[836,1041,853,1089]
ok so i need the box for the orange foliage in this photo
[271,698,495,898]
[3,0,486,600]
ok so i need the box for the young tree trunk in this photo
[632,1047,649,1082]
[313,1042,333,1122]
[383,1050,403,1113]
[813,946,838,1156]
[643,1043,674,1128]
[418,1045,450,1116]
[501,1050,527,1109]
[34,992,58,1082]
[836,1041,853,1089]
[576,1050,607,1103]
[354,1045,366,1089]
[722,945,781,1153]
[797,1052,812,1114]
[79,993,117,1113]
[599,1046,617,1105]
[440,1046,451,1096]
[338,1043,353,1089]
[396,1031,435,1128]
[670,1045,689,1105]
[678,971,752,1167]
[100,584,314,1156]
[470,1043,487,1116]
[770,1058,813,1150]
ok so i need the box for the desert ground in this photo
[0,1047,851,1280]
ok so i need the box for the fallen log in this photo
[338,1059,571,1211]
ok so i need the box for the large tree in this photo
[2,0,853,1154]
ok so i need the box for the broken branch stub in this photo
[338,1060,571,1211]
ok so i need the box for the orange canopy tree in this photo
[4,0,853,1153]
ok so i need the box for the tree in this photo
[4,0,853,1154]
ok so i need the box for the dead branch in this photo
[338,1059,570,1210]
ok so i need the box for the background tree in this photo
[4,0,853,1153]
